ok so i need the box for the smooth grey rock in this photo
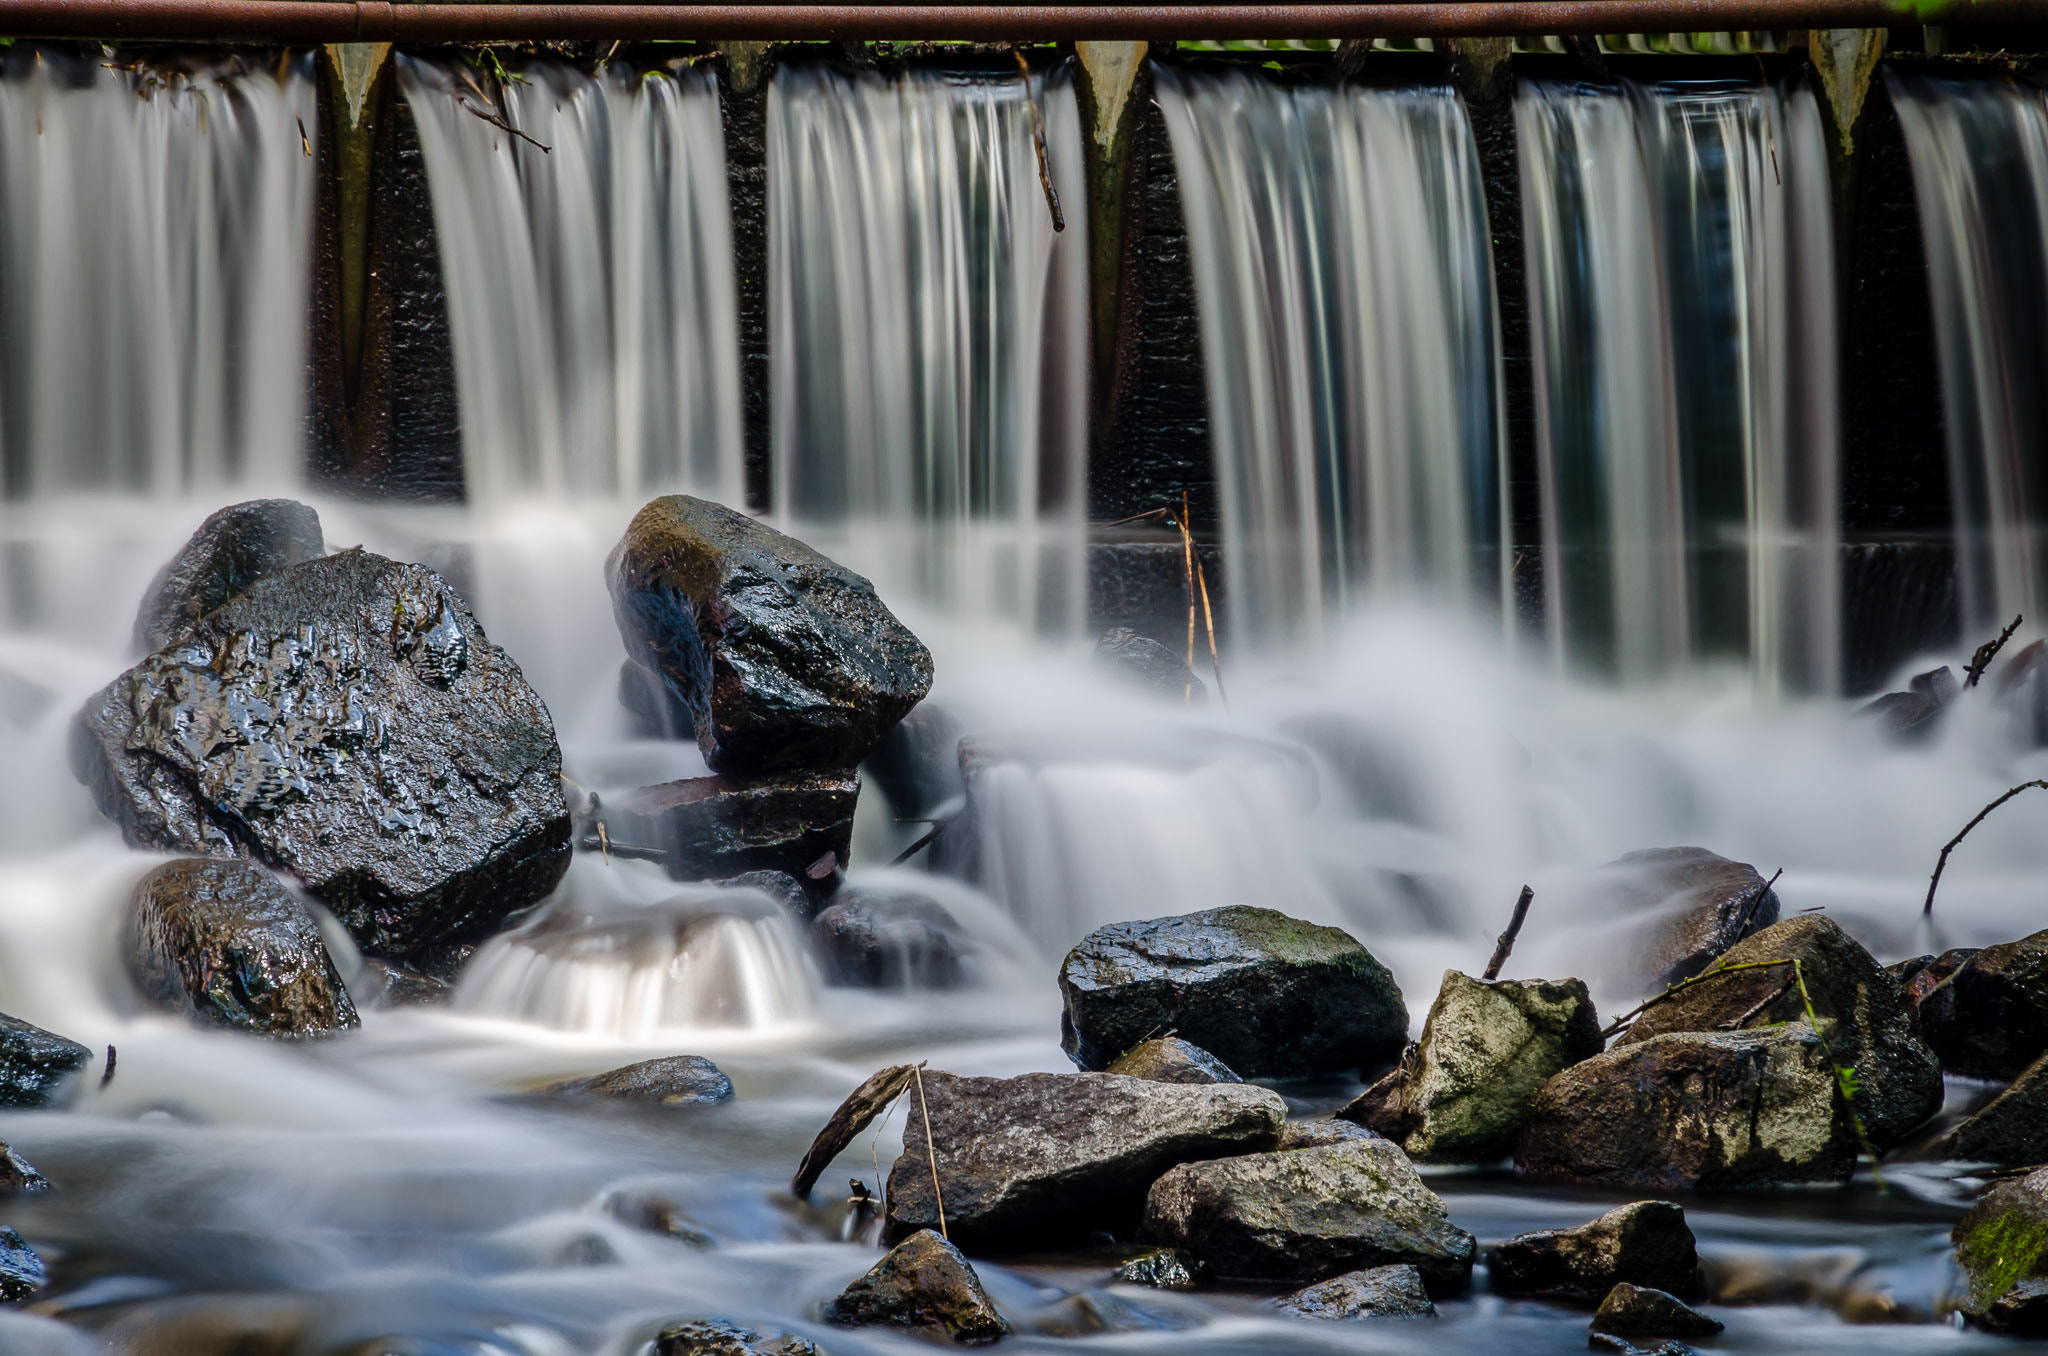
[1954,1166,2048,1331]
[73,551,572,961]
[1059,905,1406,1080]
[607,496,932,775]
[1597,847,1781,990]
[1516,1026,1856,1189]
[1591,1283,1723,1339]
[601,771,857,886]
[0,1228,44,1303]
[822,1229,1006,1344]
[882,1070,1286,1250]
[0,1013,90,1108]
[540,1055,733,1106]
[133,499,324,652]
[1106,1037,1241,1085]
[814,887,966,990]
[653,1318,818,1355]
[1943,1050,2048,1165]
[1094,627,1203,700]
[1277,1264,1436,1319]
[1916,928,2048,1082]
[1487,1202,1700,1301]
[1140,1138,1477,1294]
[1113,1248,1199,1289]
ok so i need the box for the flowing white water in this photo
[1889,70,2048,635]
[767,62,1089,636]
[1157,67,1507,645]
[1518,75,1839,694]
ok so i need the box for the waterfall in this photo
[1518,75,1839,692]
[1889,71,2048,636]
[767,62,1089,635]
[0,47,314,497]
[1157,66,1507,646]
[398,56,744,506]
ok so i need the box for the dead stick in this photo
[1012,47,1064,232]
[1186,493,1228,708]
[1924,780,2048,916]
[912,1062,948,1240]
[1733,868,1783,939]
[99,1044,116,1091]
[1178,507,1197,706]
[1482,885,1534,981]
[1966,613,2024,688]
[460,98,550,153]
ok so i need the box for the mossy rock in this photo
[1955,1168,2048,1331]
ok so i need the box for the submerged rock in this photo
[813,887,967,989]
[882,1070,1285,1249]
[1113,1247,1199,1289]
[1277,1264,1437,1319]
[1106,1037,1241,1085]
[0,1227,45,1304]
[350,958,453,1009]
[1141,1138,1478,1294]
[125,858,359,1037]
[716,870,814,920]
[0,1013,90,1109]
[822,1228,1007,1344]
[1058,906,1407,1080]
[73,551,572,961]
[1094,627,1203,701]
[600,771,857,887]
[1487,1201,1700,1301]
[607,495,933,775]
[1615,915,1942,1149]
[0,1141,47,1195]
[1591,1283,1723,1339]
[1341,970,1601,1162]
[540,1055,733,1107]
[1862,665,1962,740]
[1954,1167,2048,1333]
[654,1318,818,1356]
[1916,928,2048,1082]
[132,498,324,652]
[1597,847,1782,990]
[1942,1051,2048,1165]
[1516,1026,1856,1189]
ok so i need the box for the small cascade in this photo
[1888,71,2048,635]
[1156,66,1506,646]
[1518,75,1839,692]
[398,56,744,506]
[767,63,1089,635]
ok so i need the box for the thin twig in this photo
[99,1044,116,1091]
[1966,614,2024,688]
[295,115,311,157]
[1924,780,2048,917]
[912,1062,948,1240]
[889,822,945,867]
[868,1084,907,1221]
[1184,493,1228,709]
[596,819,611,865]
[1482,885,1535,981]
[1719,972,1796,1029]
[1012,47,1064,232]
[1734,868,1783,939]
[460,98,550,153]
[1178,506,1197,706]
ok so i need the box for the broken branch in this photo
[460,98,550,153]
[1481,885,1534,981]
[1966,613,2024,688]
[1924,779,2048,917]
[1012,47,1064,233]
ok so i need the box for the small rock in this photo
[1916,928,2048,1082]
[1105,1037,1241,1085]
[607,495,933,775]
[813,887,967,989]
[125,858,359,1037]
[1340,970,1601,1162]
[0,1227,45,1303]
[539,1055,733,1106]
[1615,914,1942,1149]
[654,1318,818,1355]
[600,771,858,887]
[1516,1026,1856,1189]
[822,1228,1007,1344]
[1094,627,1203,701]
[1888,948,1978,1005]
[132,499,324,652]
[0,1013,91,1108]
[883,1071,1285,1249]
[1140,1138,1478,1294]
[1588,1339,1701,1356]
[1113,1247,1199,1290]
[603,1192,717,1248]
[1954,1165,2048,1330]
[1,1140,47,1194]
[1277,1264,1436,1319]
[716,870,815,920]
[1059,905,1407,1080]
[1277,1118,1380,1150]
[1859,665,1960,741]
[1943,1050,2048,1165]
[1595,847,1781,990]
[350,958,453,1010]
[1488,1201,1700,1301]
[1590,1283,1723,1339]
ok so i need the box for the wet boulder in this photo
[1140,1138,1478,1294]
[125,858,359,1037]
[1094,627,1203,701]
[133,499,324,652]
[1341,971,1602,1162]
[0,1013,90,1108]
[1915,928,2048,1082]
[1953,1166,2048,1333]
[822,1228,1007,1344]
[1106,1037,1241,1085]
[1113,1248,1199,1289]
[1596,847,1781,990]
[1591,1284,1723,1340]
[349,958,453,1009]
[1516,1026,1856,1189]
[1059,906,1406,1080]
[882,1070,1285,1249]
[1941,1050,2048,1165]
[73,551,572,961]
[1278,1264,1436,1319]
[1859,665,1960,741]
[607,495,933,775]
[540,1055,733,1107]
[600,772,857,889]
[1,1141,47,1195]
[0,1227,45,1304]
[654,1319,818,1355]
[1487,1201,1700,1301]
[814,886,967,989]
[1615,915,1942,1148]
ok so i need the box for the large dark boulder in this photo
[1516,1026,1856,1189]
[1941,1051,2048,1165]
[72,551,572,961]
[607,496,933,775]
[133,499,324,652]
[539,1055,733,1107]
[1277,1265,1436,1319]
[822,1229,1007,1344]
[882,1070,1285,1249]
[1595,847,1781,990]
[1953,1166,2048,1333]
[1058,906,1406,1080]
[1487,1201,1700,1301]
[125,858,358,1037]
[1140,1137,1478,1295]
[0,1227,44,1303]
[1615,915,1942,1148]
[1916,928,2048,1082]
[813,887,967,989]
[600,771,856,885]
[0,1014,90,1108]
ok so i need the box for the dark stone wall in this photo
[721,61,773,513]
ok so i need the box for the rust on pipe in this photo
[4,0,2041,40]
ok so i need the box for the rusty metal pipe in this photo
[4,0,2040,41]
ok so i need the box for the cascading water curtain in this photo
[399,56,743,506]
[0,47,315,497]
[1157,66,1507,647]
[1889,72,2048,636]
[768,63,1089,636]
[1518,75,1839,694]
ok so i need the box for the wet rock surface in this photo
[1094,626,1203,700]
[1106,1036,1241,1084]
[1277,1264,1437,1319]
[0,1140,46,1195]
[1597,847,1781,989]
[1591,1283,1723,1339]
[600,771,857,886]
[1516,1026,1856,1189]
[1487,1201,1700,1301]
[133,499,325,652]
[1113,1247,1199,1289]
[0,1227,44,1303]
[822,1228,1007,1344]
[1276,1118,1380,1150]
[882,1070,1285,1249]
[1915,927,2048,1082]
[1342,970,1601,1162]
[73,550,572,961]
[349,957,453,1009]
[1059,905,1406,1079]
[653,1318,818,1355]
[607,495,933,775]
[0,1013,90,1108]
[813,886,967,989]
[716,870,814,919]
[1860,665,1960,740]
[1942,1050,2048,1164]
[1954,1166,2048,1331]
[1141,1137,1478,1294]
[1615,915,1942,1148]
[125,858,359,1037]
[540,1055,733,1106]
